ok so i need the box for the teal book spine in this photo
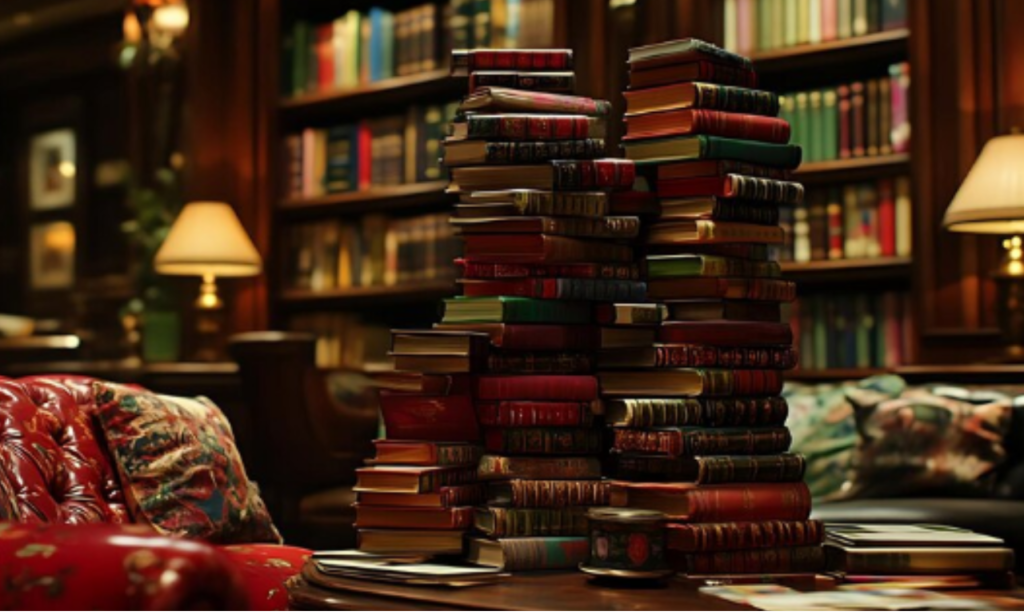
[699,136,803,169]
[499,297,592,324]
[368,8,386,81]
[822,88,839,160]
[499,537,590,571]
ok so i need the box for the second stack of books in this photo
[601,38,824,577]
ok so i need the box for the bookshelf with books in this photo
[263,0,569,369]
[718,0,916,367]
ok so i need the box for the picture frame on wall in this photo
[29,128,77,210]
[29,221,76,290]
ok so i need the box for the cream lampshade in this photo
[944,134,1024,234]
[155,201,262,309]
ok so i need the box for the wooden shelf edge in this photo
[751,29,910,67]
[280,69,459,111]
[782,256,912,273]
[278,182,451,214]
[782,257,912,285]
[794,153,911,179]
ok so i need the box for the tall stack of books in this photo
[601,39,824,577]
[439,49,641,573]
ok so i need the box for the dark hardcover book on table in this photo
[356,484,485,509]
[466,536,589,571]
[648,255,780,279]
[656,197,781,225]
[608,481,813,522]
[460,87,612,117]
[477,400,598,427]
[603,397,789,429]
[474,508,590,538]
[624,109,789,143]
[354,505,475,530]
[441,296,594,325]
[469,71,575,93]
[611,427,792,457]
[432,323,602,352]
[597,369,785,398]
[477,455,603,480]
[461,234,633,264]
[484,427,604,455]
[456,190,613,218]
[449,159,636,192]
[666,299,782,322]
[613,453,806,484]
[486,479,610,507]
[451,49,574,76]
[599,343,798,370]
[452,216,640,240]
[624,83,779,117]
[623,135,801,168]
[629,60,757,89]
[461,278,647,302]
[378,392,481,442]
[668,519,824,552]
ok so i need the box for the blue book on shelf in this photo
[369,7,394,82]
[325,125,358,193]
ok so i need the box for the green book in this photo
[837,0,852,38]
[854,294,872,369]
[770,0,786,50]
[646,255,779,279]
[872,293,887,368]
[821,88,839,160]
[812,295,828,370]
[757,0,773,51]
[381,10,395,80]
[808,91,823,163]
[624,135,803,169]
[291,21,310,96]
[792,92,809,157]
[442,296,593,324]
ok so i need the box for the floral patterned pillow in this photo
[93,382,281,544]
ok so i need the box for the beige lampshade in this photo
[944,134,1024,234]
[154,201,262,277]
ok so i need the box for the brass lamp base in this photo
[192,273,227,362]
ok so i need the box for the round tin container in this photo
[583,507,672,579]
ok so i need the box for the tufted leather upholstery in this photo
[0,376,129,524]
[0,375,312,609]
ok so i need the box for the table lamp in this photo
[154,201,262,361]
[944,132,1024,360]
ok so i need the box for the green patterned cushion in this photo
[93,382,281,544]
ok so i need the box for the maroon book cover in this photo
[659,321,793,346]
[461,234,633,264]
[456,259,641,280]
[434,323,601,351]
[477,401,596,427]
[452,49,574,76]
[378,392,481,442]
[474,375,599,401]
[610,481,812,523]
[667,519,824,552]
[624,109,790,143]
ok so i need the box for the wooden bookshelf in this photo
[794,153,911,183]
[279,280,455,311]
[279,69,462,120]
[782,256,912,284]
[752,29,909,73]
[278,181,453,217]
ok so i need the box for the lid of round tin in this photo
[586,507,666,522]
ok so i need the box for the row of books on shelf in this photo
[282,0,555,97]
[776,175,911,262]
[283,102,458,199]
[289,313,392,370]
[780,63,909,164]
[723,0,908,56]
[791,291,908,370]
[286,212,460,292]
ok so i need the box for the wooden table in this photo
[287,570,1024,611]
[287,571,781,610]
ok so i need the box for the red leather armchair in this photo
[0,375,311,610]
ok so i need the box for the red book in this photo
[374,374,473,396]
[821,0,838,40]
[451,49,574,76]
[667,520,825,552]
[656,174,803,204]
[433,323,601,351]
[477,401,596,427]
[612,426,792,457]
[628,60,758,89]
[647,278,798,302]
[456,259,641,281]
[371,440,482,467]
[460,278,645,302]
[609,482,813,522]
[672,546,824,575]
[877,178,896,256]
[474,375,598,401]
[357,120,372,190]
[316,24,334,90]
[850,81,866,157]
[659,321,793,346]
[624,110,790,143]
[461,234,633,264]
[378,392,481,442]
[453,115,597,140]
[354,506,475,530]
[837,85,851,159]
[356,485,485,509]
[657,160,791,181]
